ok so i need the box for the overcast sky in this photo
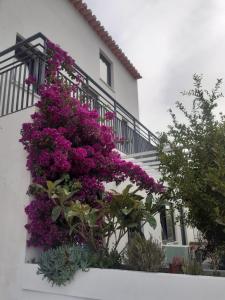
[85,0,225,134]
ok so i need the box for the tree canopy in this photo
[158,74,225,247]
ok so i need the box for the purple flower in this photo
[25,75,36,85]
[104,111,115,121]
[20,38,163,249]
[72,147,87,160]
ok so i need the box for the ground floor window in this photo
[160,204,176,243]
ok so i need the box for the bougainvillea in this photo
[21,40,163,249]
[25,196,70,249]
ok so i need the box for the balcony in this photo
[0,33,158,155]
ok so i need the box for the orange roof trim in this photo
[69,0,142,79]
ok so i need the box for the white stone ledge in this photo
[22,263,225,300]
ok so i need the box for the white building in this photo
[0,1,198,299]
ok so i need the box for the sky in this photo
[85,0,225,134]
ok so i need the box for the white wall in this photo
[22,265,225,300]
[0,0,139,119]
[0,108,160,299]
[0,108,34,300]
[0,107,199,299]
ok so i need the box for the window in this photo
[160,205,176,243]
[100,52,112,86]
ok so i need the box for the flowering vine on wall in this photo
[20,40,163,251]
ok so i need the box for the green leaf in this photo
[127,222,139,228]
[64,190,77,201]
[47,180,55,191]
[134,195,144,201]
[69,224,77,235]
[64,207,74,224]
[73,181,82,191]
[31,183,46,191]
[145,195,153,208]
[87,213,97,227]
[67,210,80,219]
[54,176,66,187]
[52,194,59,199]
[51,206,62,222]
[121,207,133,216]
[215,218,225,226]
[63,188,71,196]
[146,214,157,229]
[122,184,133,195]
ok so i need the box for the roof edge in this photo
[69,0,142,79]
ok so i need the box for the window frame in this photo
[99,51,113,88]
[160,204,176,244]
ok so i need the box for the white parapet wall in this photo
[0,105,161,299]
[22,264,225,300]
[0,104,202,299]
[0,108,34,300]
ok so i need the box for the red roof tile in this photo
[69,0,142,79]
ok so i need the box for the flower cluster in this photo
[21,127,72,182]
[104,111,115,121]
[25,75,36,85]
[25,196,69,249]
[20,40,163,249]
[45,40,83,85]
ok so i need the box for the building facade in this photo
[0,0,141,119]
[0,1,198,299]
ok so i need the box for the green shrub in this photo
[182,259,203,275]
[217,247,225,270]
[207,245,225,272]
[37,244,122,286]
[124,233,165,272]
[89,249,122,269]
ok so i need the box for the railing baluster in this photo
[31,61,35,106]
[11,66,17,113]
[2,72,8,116]
[16,64,22,111]
[6,68,12,115]
[0,73,3,113]
[26,61,31,107]
[21,64,27,109]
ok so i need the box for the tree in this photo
[158,74,225,247]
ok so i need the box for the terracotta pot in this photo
[169,263,182,274]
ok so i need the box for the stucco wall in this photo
[0,108,34,300]
[0,107,198,299]
[0,107,158,299]
[0,0,139,119]
[22,265,225,300]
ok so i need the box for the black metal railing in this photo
[0,33,158,154]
